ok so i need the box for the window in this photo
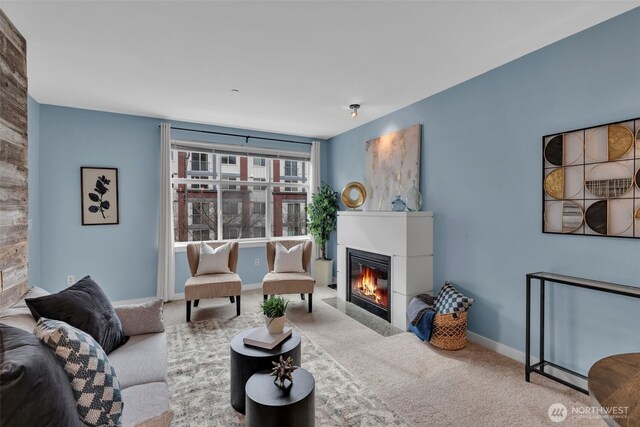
[284,160,298,177]
[222,155,236,165]
[171,144,310,243]
[223,176,238,190]
[251,226,266,238]
[172,191,217,241]
[223,201,240,216]
[253,202,266,215]
[191,153,208,172]
[191,229,210,241]
[276,200,307,237]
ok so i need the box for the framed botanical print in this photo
[81,167,119,225]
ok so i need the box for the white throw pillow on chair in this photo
[196,243,232,275]
[273,242,305,273]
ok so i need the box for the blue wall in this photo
[327,9,640,373]
[35,105,323,301]
[27,96,40,286]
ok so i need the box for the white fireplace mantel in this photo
[336,211,434,330]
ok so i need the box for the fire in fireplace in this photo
[354,266,388,307]
[347,249,391,321]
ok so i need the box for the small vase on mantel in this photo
[405,181,422,211]
[391,195,406,212]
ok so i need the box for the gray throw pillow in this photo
[114,299,165,336]
[0,323,83,427]
[34,318,124,427]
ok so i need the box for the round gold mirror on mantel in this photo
[341,182,367,209]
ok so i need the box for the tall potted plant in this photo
[306,183,339,286]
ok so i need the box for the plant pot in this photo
[313,258,334,287]
[265,315,285,334]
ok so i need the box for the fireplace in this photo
[347,248,391,322]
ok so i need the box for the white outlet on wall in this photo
[67,275,75,285]
[255,258,260,266]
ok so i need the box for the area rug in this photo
[166,312,410,426]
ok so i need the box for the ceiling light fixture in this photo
[349,104,360,118]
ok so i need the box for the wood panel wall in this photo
[0,8,28,307]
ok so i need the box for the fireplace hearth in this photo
[347,249,391,322]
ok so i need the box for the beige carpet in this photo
[164,287,604,426]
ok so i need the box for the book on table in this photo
[243,327,292,350]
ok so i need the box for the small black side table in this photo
[245,368,315,427]
[230,327,301,414]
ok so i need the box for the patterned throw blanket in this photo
[407,294,436,341]
[407,294,435,325]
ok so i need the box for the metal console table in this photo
[525,272,640,394]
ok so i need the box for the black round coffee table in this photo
[230,327,301,414]
[245,368,315,427]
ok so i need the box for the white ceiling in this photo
[3,1,639,139]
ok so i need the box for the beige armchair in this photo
[262,240,314,313]
[185,241,241,322]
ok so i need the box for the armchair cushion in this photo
[196,242,232,275]
[184,273,241,301]
[273,242,305,273]
[262,272,314,295]
[114,299,165,337]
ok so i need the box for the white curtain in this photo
[309,141,321,262]
[157,123,175,301]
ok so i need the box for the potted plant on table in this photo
[306,183,340,286]
[260,296,289,334]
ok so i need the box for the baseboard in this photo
[467,331,525,362]
[466,331,587,390]
[113,296,157,306]
[169,283,263,302]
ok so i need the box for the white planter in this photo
[265,315,285,334]
[313,259,334,286]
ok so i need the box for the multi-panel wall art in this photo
[543,118,640,238]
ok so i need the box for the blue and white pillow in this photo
[34,318,123,427]
[434,282,474,318]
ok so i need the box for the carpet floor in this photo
[163,287,605,426]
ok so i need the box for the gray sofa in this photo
[0,287,173,427]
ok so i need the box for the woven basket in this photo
[430,312,468,351]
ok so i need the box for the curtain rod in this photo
[164,126,313,146]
